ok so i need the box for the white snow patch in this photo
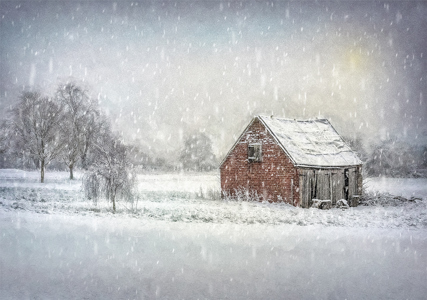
[0,211,426,299]
[136,172,219,193]
[0,169,427,299]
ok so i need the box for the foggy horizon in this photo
[1,0,426,160]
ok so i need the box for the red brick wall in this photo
[220,118,300,205]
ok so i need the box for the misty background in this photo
[1,0,426,168]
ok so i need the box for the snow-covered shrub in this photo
[311,199,332,209]
[336,199,349,209]
[83,135,136,213]
[360,191,421,207]
[83,171,101,205]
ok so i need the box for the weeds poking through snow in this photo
[194,186,221,201]
[221,188,262,202]
[360,191,423,206]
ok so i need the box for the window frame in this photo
[248,143,262,162]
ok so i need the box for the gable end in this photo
[219,116,296,168]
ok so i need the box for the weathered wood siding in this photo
[348,168,356,200]
[331,170,345,203]
[298,167,361,208]
[356,165,363,196]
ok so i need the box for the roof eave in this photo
[295,163,363,169]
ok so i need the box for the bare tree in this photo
[10,91,64,183]
[0,120,8,155]
[180,132,217,171]
[80,112,109,170]
[365,139,418,177]
[56,83,99,179]
[83,133,136,213]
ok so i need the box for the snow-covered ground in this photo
[136,172,219,193]
[0,169,82,190]
[1,170,426,228]
[1,169,427,299]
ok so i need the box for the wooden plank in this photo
[316,170,323,199]
[316,170,322,199]
[324,171,330,200]
[299,169,310,208]
[299,174,303,207]
[348,167,356,199]
[356,166,363,196]
[330,172,333,204]
[334,169,344,201]
[315,170,331,200]
[309,170,315,207]
[330,172,336,203]
[299,174,307,208]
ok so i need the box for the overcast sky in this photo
[1,0,426,159]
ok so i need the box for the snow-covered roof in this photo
[257,116,362,167]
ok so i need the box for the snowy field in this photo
[1,170,427,228]
[1,169,427,299]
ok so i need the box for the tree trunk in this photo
[81,154,87,170]
[40,159,45,183]
[40,140,45,183]
[111,185,117,213]
[81,142,89,170]
[112,194,116,213]
[69,164,74,180]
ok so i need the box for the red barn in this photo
[220,116,363,208]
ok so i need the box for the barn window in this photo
[248,144,262,162]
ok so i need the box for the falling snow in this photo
[0,1,426,160]
[1,1,427,299]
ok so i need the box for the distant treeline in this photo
[345,136,427,178]
[2,83,424,178]
[0,82,217,180]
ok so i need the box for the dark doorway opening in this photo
[344,168,349,200]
